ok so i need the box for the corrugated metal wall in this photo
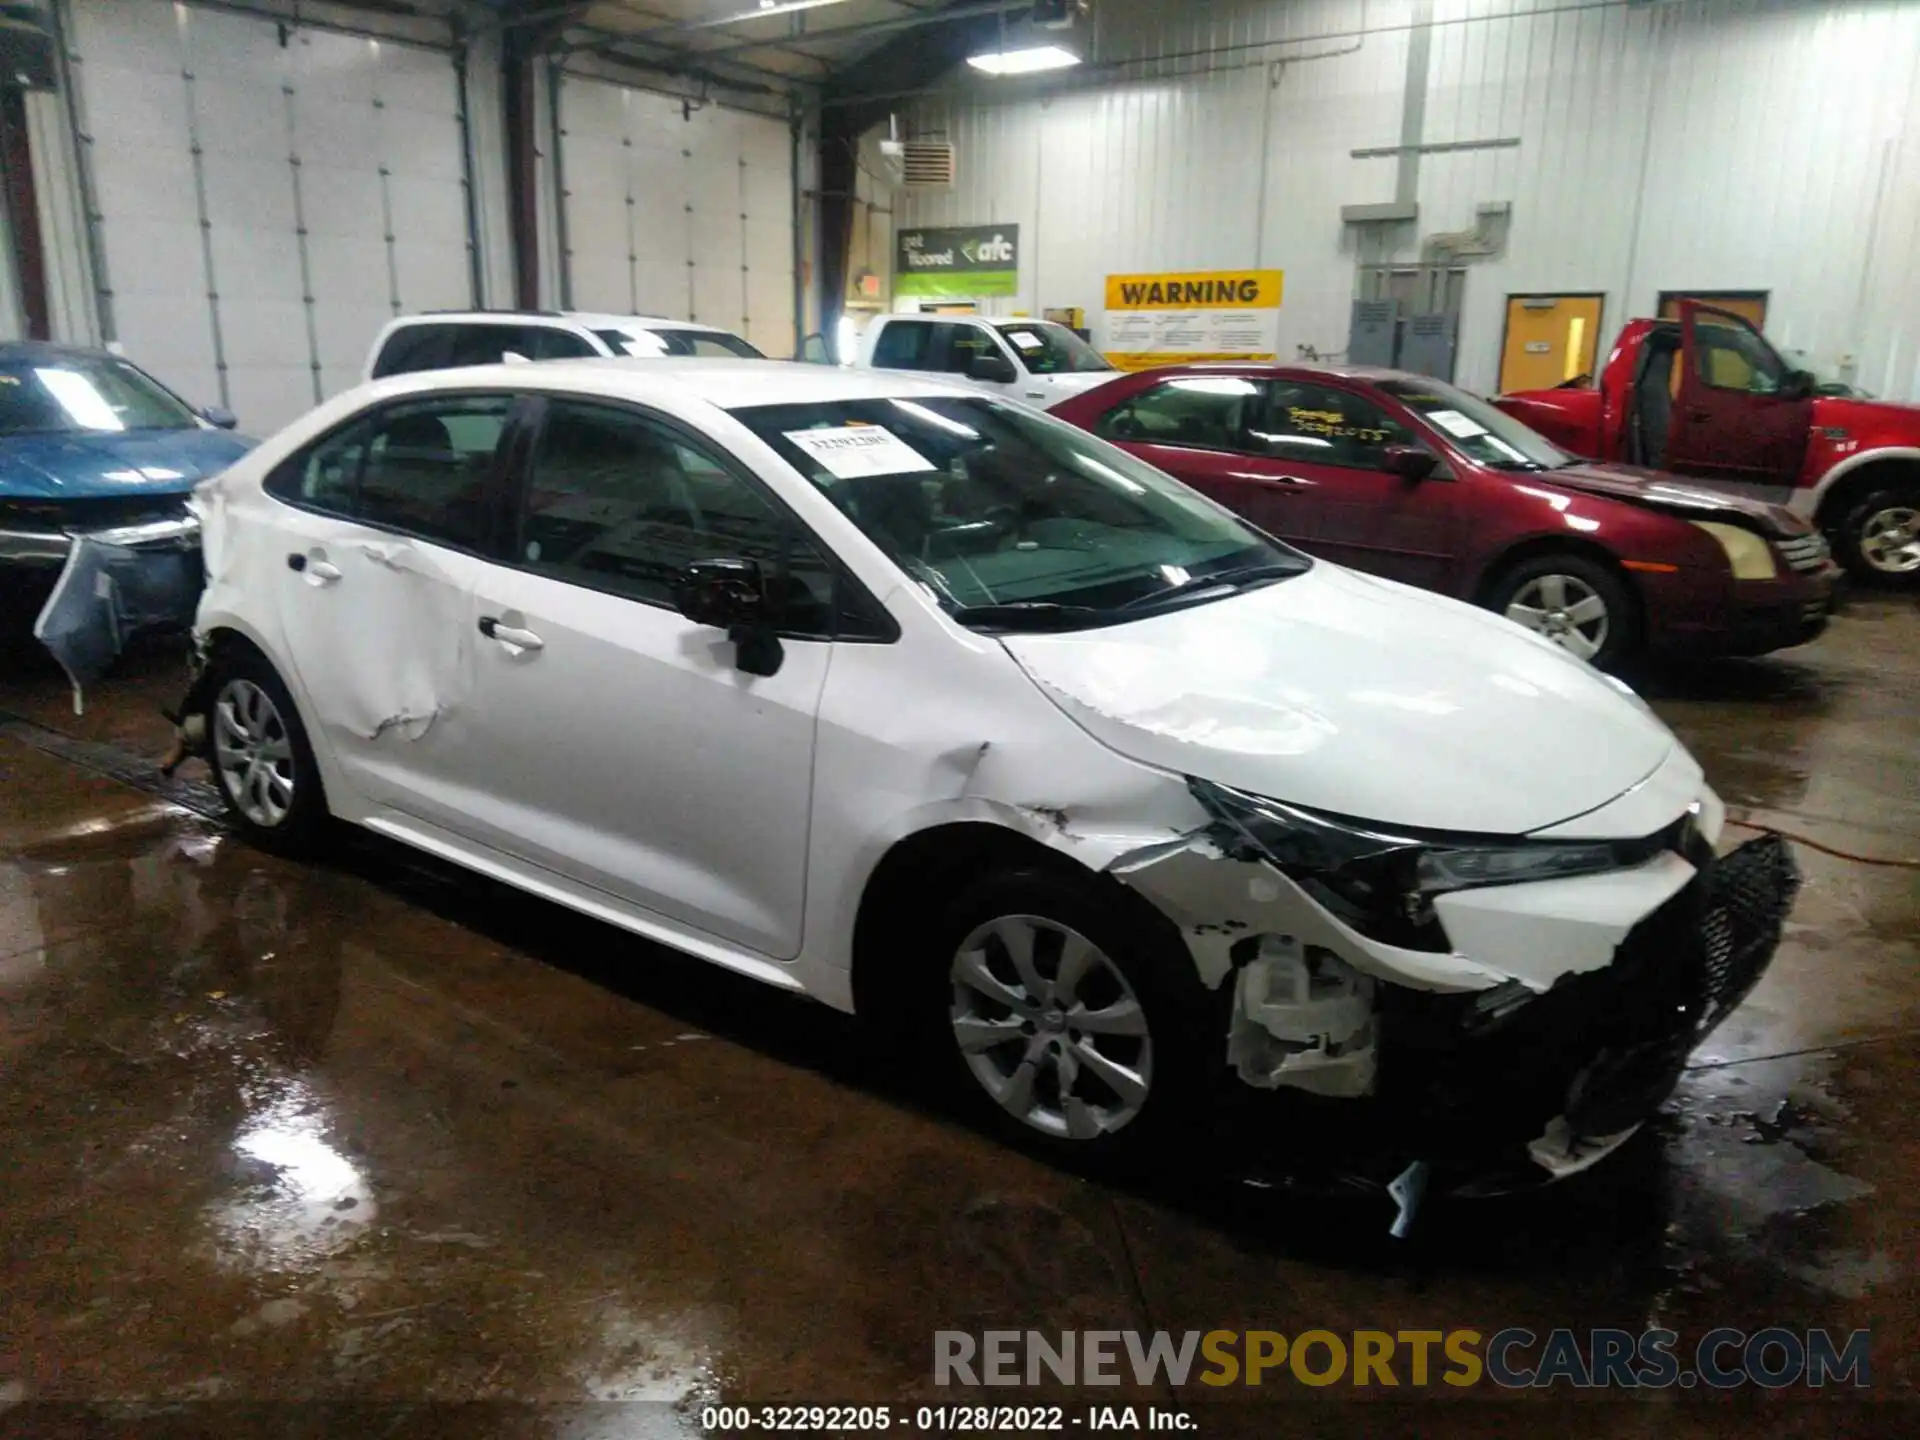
[894,0,1920,399]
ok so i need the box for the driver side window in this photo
[940,325,998,375]
[1258,382,1410,469]
[517,400,836,634]
[1693,319,1786,393]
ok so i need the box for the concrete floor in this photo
[2,599,1916,1438]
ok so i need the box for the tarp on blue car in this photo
[32,537,202,712]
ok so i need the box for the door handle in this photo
[1686,408,1712,422]
[478,616,544,651]
[288,552,342,583]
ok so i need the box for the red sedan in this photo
[1051,364,1840,668]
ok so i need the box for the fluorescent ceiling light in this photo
[967,44,1081,76]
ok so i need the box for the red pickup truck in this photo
[1495,301,1920,584]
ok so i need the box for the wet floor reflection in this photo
[0,597,1915,1424]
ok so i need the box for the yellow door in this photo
[1499,295,1604,393]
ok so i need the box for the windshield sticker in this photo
[1426,409,1490,439]
[784,425,936,479]
[1002,329,1046,351]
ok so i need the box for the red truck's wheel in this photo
[1834,480,1920,585]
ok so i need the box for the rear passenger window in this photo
[442,325,534,368]
[871,322,932,370]
[517,401,836,634]
[268,395,510,551]
[527,327,598,360]
[370,326,451,379]
[1094,377,1258,452]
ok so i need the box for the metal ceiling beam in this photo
[607,0,865,44]
[564,31,816,90]
[551,0,838,72]
[702,0,1025,61]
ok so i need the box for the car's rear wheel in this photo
[1833,479,1920,585]
[206,647,328,855]
[921,867,1214,1171]
[1486,553,1636,668]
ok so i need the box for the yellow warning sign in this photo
[1103,269,1284,370]
[1104,271,1284,311]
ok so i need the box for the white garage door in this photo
[68,0,474,434]
[558,77,794,357]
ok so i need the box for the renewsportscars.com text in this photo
[933,1328,1870,1390]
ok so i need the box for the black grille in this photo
[1775,532,1830,573]
[1369,834,1799,1161]
[0,493,191,533]
[1696,832,1798,1030]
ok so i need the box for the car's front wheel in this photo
[204,646,328,855]
[923,867,1215,1171]
[1485,553,1636,668]
[1833,478,1920,585]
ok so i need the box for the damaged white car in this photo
[178,359,1797,1199]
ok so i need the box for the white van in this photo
[854,314,1118,408]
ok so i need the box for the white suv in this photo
[855,315,1118,408]
[364,310,762,381]
[177,358,1796,1199]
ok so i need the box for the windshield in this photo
[994,321,1114,376]
[0,357,198,436]
[594,327,764,359]
[731,395,1305,628]
[1378,378,1571,471]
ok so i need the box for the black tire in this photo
[202,644,330,856]
[1831,479,1920,586]
[915,865,1218,1173]
[1483,552,1638,669]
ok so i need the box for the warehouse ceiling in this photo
[486,0,1028,95]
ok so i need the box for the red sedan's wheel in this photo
[1487,554,1637,669]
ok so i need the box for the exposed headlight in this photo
[1691,521,1778,579]
[1190,778,1644,951]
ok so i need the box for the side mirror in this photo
[967,352,1019,385]
[1780,368,1816,401]
[673,557,767,629]
[673,558,783,676]
[201,405,239,430]
[1383,443,1439,481]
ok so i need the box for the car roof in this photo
[374,357,984,410]
[390,310,737,337]
[1124,359,1432,385]
[0,341,126,363]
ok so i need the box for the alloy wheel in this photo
[948,915,1153,1140]
[1859,505,1920,575]
[1505,573,1610,661]
[213,678,297,828]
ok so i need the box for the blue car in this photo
[0,343,253,575]
[0,344,254,695]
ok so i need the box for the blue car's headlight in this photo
[1189,778,1643,951]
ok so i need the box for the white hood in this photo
[1000,564,1679,836]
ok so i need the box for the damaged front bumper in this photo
[1113,814,1799,1193]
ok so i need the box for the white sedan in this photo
[180,358,1797,1199]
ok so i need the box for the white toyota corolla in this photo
[178,359,1796,1202]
